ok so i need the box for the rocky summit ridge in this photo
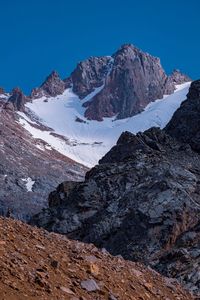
[32,79,200,297]
[3,44,190,120]
[33,44,190,121]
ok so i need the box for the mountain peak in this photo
[31,70,65,98]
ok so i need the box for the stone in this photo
[50,260,59,269]
[80,279,100,292]
[60,286,75,295]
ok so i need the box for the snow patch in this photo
[22,177,35,192]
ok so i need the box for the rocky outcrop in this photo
[31,80,200,296]
[6,87,27,111]
[31,128,200,295]
[165,79,200,151]
[70,56,112,99]
[169,69,191,85]
[31,71,65,98]
[83,45,176,120]
[0,217,192,300]
[156,220,200,296]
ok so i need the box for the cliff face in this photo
[165,79,200,152]
[83,44,176,120]
[70,56,112,99]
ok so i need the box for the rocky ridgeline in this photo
[166,79,200,151]
[32,79,200,297]
[0,217,193,300]
[21,44,189,121]
[3,44,190,120]
[69,45,190,120]
[83,45,184,120]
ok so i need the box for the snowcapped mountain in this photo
[18,82,190,167]
[8,44,190,167]
[0,43,191,219]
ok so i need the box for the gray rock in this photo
[80,279,100,292]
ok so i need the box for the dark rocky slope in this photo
[32,79,200,296]
[166,79,200,152]
[0,107,87,221]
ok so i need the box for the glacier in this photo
[17,82,190,168]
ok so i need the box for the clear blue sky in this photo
[0,0,199,94]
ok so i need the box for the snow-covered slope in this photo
[17,82,190,167]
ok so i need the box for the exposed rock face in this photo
[31,80,200,296]
[31,71,65,98]
[165,80,200,152]
[0,109,87,221]
[6,87,27,111]
[83,44,177,120]
[70,56,112,99]
[31,128,200,295]
[169,69,191,85]
[0,217,192,300]
[156,220,200,296]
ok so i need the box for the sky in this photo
[0,0,200,94]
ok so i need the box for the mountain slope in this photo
[0,217,193,300]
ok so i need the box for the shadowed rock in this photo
[31,80,200,296]
[6,87,27,111]
[165,79,200,151]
